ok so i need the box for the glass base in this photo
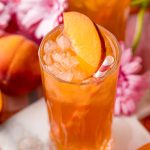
[49,138,113,150]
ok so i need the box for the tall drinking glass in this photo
[38,25,121,150]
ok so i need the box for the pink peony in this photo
[0,0,19,35]
[0,1,13,35]
[15,0,68,39]
[115,42,150,116]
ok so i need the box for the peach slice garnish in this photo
[63,11,101,76]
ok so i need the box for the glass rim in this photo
[38,24,121,85]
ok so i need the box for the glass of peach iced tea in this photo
[38,12,121,150]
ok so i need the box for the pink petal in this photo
[121,102,129,115]
[126,100,136,113]
[132,56,142,64]
[122,81,129,89]
[0,2,5,12]
[116,87,123,96]
[35,15,59,38]
[122,61,142,74]
[116,91,127,102]
[17,2,33,12]
[15,0,67,39]
[0,3,11,29]
[127,75,143,85]
[127,73,150,90]
[124,88,134,96]
[121,48,132,65]
[18,7,45,28]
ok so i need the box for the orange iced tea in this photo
[39,12,120,150]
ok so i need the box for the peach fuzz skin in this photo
[0,34,41,96]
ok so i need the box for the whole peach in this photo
[138,143,150,150]
[0,34,41,96]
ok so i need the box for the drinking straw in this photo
[93,56,114,78]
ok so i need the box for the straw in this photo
[93,56,114,78]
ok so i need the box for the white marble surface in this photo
[0,98,150,150]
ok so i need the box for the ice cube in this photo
[69,56,79,66]
[44,40,58,53]
[56,35,71,50]
[46,64,73,81]
[57,71,73,82]
[73,69,86,80]
[46,65,58,75]
[46,64,65,78]
[62,56,78,69]
[62,57,70,68]
[52,52,62,63]
[43,54,52,65]
[54,62,65,72]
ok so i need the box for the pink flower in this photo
[0,0,19,35]
[115,42,150,116]
[15,0,68,39]
[0,1,12,35]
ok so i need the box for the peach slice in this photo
[63,11,101,76]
